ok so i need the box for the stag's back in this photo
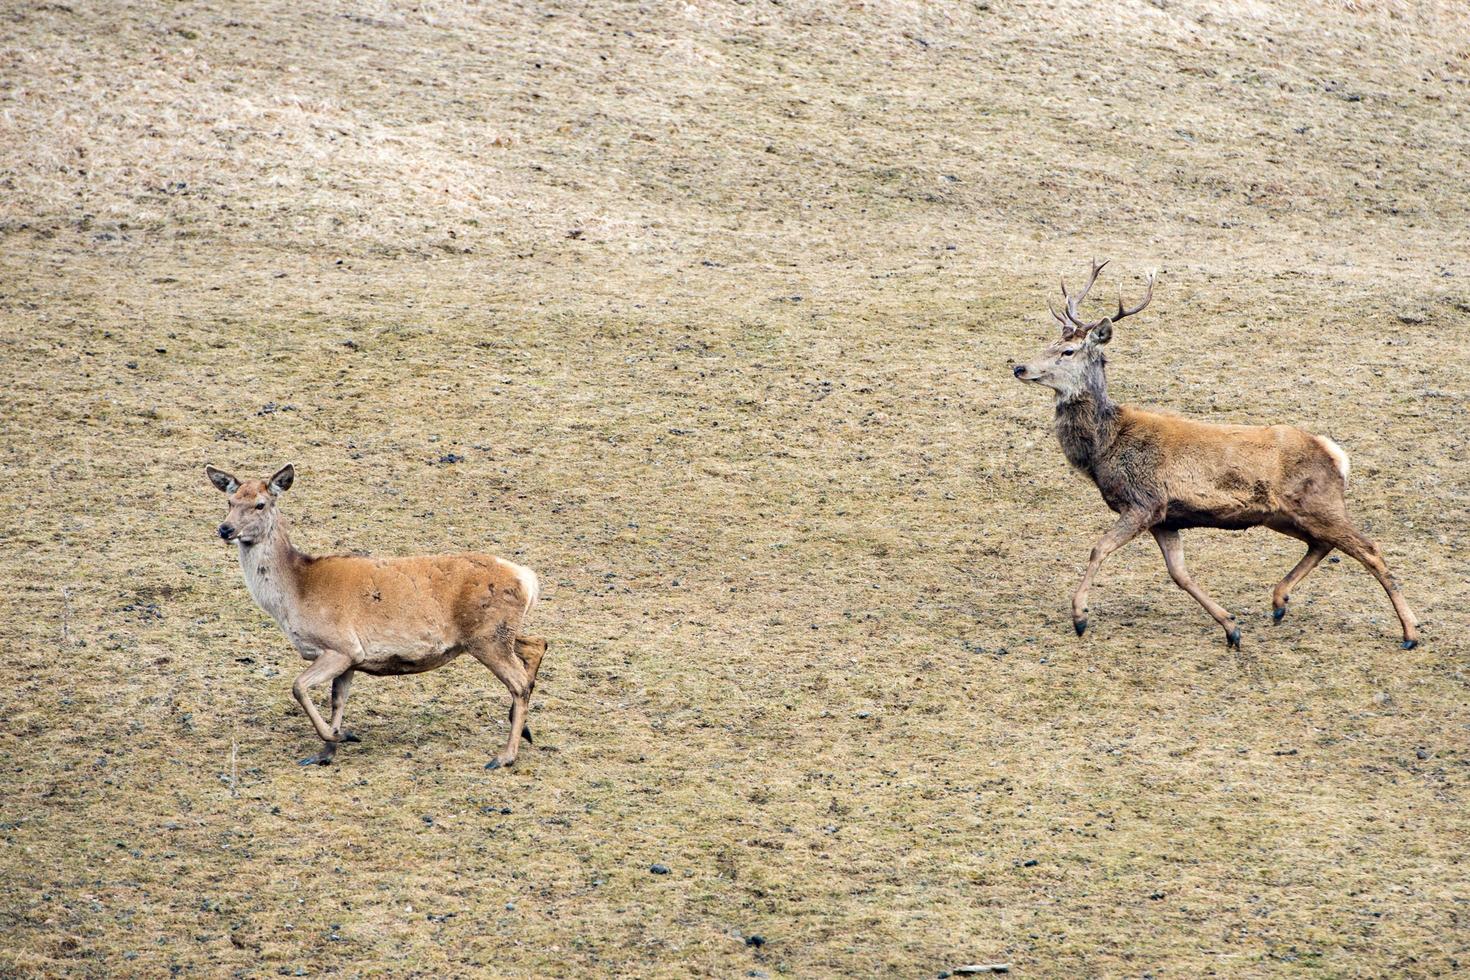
[1105,407,1349,529]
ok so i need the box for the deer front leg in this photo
[1152,528,1241,648]
[329,670,361,744]
[1272,539,1332,622]
[1072,510,1153,636]
[291,651,354,766]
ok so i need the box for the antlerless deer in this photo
[1013,260,1418,649]
[207,464,549,768]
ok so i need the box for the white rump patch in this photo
[1317,436,1351,486]
[512,562,540,615]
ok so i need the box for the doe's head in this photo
[206,464,294,547]
[1012,259,1155,399]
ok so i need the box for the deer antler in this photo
[1047,301,1069,332]
[1060,264,1156,336]
[1058,258,1108,338]
[1111,270,1156,322]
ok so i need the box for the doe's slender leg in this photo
[470,635,532,771]
[509,637,548,745]
[291,650,353,766]
[329,670,361,743]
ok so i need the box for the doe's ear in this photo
[206,465,239,494]
[268,463,295,495]
[1090,319,1113,345]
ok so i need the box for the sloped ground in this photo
[1,0,1468,975]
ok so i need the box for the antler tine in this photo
[1074,257,1108,309]
[1047,301,1074,338]
[1060,258,1110,331]
[1112,270,1157,322]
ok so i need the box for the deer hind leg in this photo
[291,651,354,766]
[1322,527,1420,648]
[1152,528,1240,648]
[329,670,361,744]
[509,637,548,745]
[469,631,532,770]
[1072,510,1154,637]
[1271,539,1332,622]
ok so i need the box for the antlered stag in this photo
[207,464,549,768]
[1012,260,1418,649]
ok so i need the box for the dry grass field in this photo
[3,0,1470,975]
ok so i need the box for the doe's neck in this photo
[237,515,310,621]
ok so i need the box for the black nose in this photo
[218,523,235,540]
[1012,364,1026,377]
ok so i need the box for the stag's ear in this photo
[1090,319,1113,345]
[268,464,295,495]
[206,466,239,494]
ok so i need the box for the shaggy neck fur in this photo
[1053,359,1118,478]
[238,514,311,628]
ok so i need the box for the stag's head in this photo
[206,464,294,547]
[1012,259,1155,399]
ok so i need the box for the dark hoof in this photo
[1272,606,1286,622]
[299,754,332,766]
[1227,628,1242,650]
[1074,618,1087,637]
[1403,639,1418,650]
[485,758,503,771]
[340,731,361,743]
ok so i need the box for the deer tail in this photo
[1316,435,1351,488]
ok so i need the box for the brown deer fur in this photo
[207,464,548,768]
[1013,261,1418,649]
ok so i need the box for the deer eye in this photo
[254,502,265,510]
[1062,348,1076,357]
